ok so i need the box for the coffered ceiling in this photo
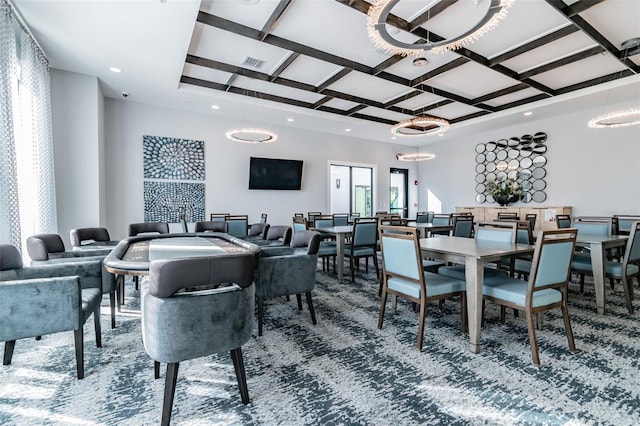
[11,0,640,146]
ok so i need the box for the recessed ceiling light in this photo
[524,111,533,116]
[211,105,220,110]
[239,0,260,5]
[345,128,351,132]
[109,67,121,73]
[287,118,294,122]
[391,136,397,140]
[438,134,444,137]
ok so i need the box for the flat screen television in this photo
[249,157,303,190]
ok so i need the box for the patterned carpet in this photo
[1,267,639,425]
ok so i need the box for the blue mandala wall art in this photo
[143,135,205,180]
[143,181,205,223]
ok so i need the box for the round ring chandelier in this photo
[367,0,514,56]
[588,109,640,129]
[391,116,450,137]
[225,128,278,143]
[396,152,436,161]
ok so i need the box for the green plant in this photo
[487,178,522,199]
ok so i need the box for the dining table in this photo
[419,236,535,354]
[407,222,454,238]
[575,233,628,314]
[312,225,353,283]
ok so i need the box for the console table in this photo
[455,206,572,231]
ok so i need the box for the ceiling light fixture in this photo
[109,67,121,73]
[396,152,436,161]
[225,128,277,144]
[367,0,514,56]
[588,37,640,129]
[211,105,220,110]
[391,116,450,137]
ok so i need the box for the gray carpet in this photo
[1,268,639,425]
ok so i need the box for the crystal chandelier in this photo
[396,152,436,161]
[367,0,514,56]
[225,128,278,143]
[391,116,450,137]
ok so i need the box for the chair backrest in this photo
[352,218,378,247]
[416,211,430,223]
[290,230,321,254]
[475,221,516,243]
[248,222,269,237]
[497,212,519,220]
[432,213,451,226]
[307,211,322,227]
[260,213,268,224]
[571,217,612,236]
[333,213,349,226]
[0,244,24,270]
[314,217,334,229]
[210,213,229,221]
[195,221,228,233]
[516,221,535,245]
[349,212,361,223]
[70,227,111,247]
[528,228,577,292]
[294,213,304,218]
[380,217,408,226]
[265,225,292,245]
[26,234,66,261]
[525,213,537,230]
[556,214,572,229]
[622,221,640,265]
[614,215,640,235]
[452,216,474,238]
[379,227,423,284]
[292,216,308,233]
[226,215,249,238]
[129,222,169,236]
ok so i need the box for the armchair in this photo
[254,230,321,336]
[141,253,256,426]
[70,227,114,248]
[0,244,103,379]
[195,221,228,233]
[129,222,170,236]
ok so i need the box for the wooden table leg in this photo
[465,258,483,354]
[590,243,606,315]
[336,234,345,283]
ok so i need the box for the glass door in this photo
[330,164,373,217]
[389,168,408,218]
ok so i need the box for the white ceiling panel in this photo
[483,87,545,108]
[578,0,640,50]
[428,62,520,99]
[278,55,343,87]
[501,29,598,73]
[189,23,290,75]
[233,76,324,104]
[531,54,627,90]
[394,92,447,110]
[358,106,413,122]
[182,63,232,84]
[327,71,413,103]
[270,0,390,67]
[199,0,280,31]
[428,102,484,120]
[384,52,461,80]
[322,98,361,111]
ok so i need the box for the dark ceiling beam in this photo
[372,55,405,76]
[225,74,238,91]
[562,0,607,17]
[313,96,333,109]
[411,57,469,87]
[555,69,635,95]
[260,0,293,41]
[384,90,423,108]
[347,104,368,115]
[351,113,396,125]
[186,54,271,82]
[472,83,529,105]
[318,68,352,91]
[492,93,551,111]
[414,84,476,107]
[488,25,580,66]
[270,52,300,81]
[413,99,454,115]
[519,45,605,79]
[450,110,491,124]
[320,88,386,109]
[408,0,458,32]
[544,0,637,71]
[180,76,227,92]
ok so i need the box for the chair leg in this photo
[500,306,506,324]
[461,294,468,334]
[134,275,139,291]
[110,290,116,329]
[561,304,577,354]
[257,296,264,337]
[526,310,540,366]
[536,312,544,331]
[350,256,356,282]
[378,289,388,329]
[417,302,426,351]
[116,275,124,311]
[154,361,161,379]
[365,257,369,273]
[3,341,16,365]
[305,292,317,325]
[230,348,250,404]
[162,363,180,426]
[373,253,379,278]
[74,329,84,379]
[622,277,634,314]
[579,273,585,294]
[296,294,303,311]
[94,306,102,348]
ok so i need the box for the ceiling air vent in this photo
[241,56,265,69]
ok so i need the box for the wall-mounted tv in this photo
[249,157,303,190]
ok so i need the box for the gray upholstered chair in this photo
[70,227,114,248]
[226,215,249,238]
[0,244,103,379]
[141,254,256,426]
[27,233,118,329]
[195,221,228,233]
[345,218,379,282]
[129,222,170,236]
[254,230,321,336]
[245,222,270,240]
[256,225,292,246]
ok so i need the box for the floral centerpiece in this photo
[487,178,522,206]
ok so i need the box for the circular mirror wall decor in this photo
[532,167,546,179]
[476,163,486,173]
[496,160,508,171]
[520,168,532,180]
[532,155,547,167]
[486,141,497,151]
[521,192,533,203]
[520,134,533,145]
[520,147,533,157]
[476,193,486,203]
[520,157,533,168]
[476,173,486,183]
[496,150,507,160]
[496,171,507,181]
[476,183,486,193]
[497,139,509,148]
[486,172,496,183]
[476,153,486,163]
[486,162,496,172]
[485,151,497,162]
[533,144,547,153]
[533,179,547,190]
[508,149,520,159]
[533,132,547,143]
[508,137,520,147]
[476,143,486,153]
[508,159,519,170]
[507,170,518,180]
[486,194,495,203]
[521,180,532,191]
[532,191,547,202]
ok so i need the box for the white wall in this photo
[419,99,640,216]
[50,69,103,246]
[103,99,417,239]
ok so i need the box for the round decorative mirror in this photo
[520,147,533,157]
[533,179,547,190]
[486,162,496,172]
[520,168,532,180]
[496,171,507,181]
[521,180,532,191]
[533,132,547,143]
[532,167,546,179]
[476,153,486,163]
[486,172,496,183]
[508,159,519,170]
[496,150,507,160]
[508,137,520,147]
[508,149,519,159]
[486,194,495,203]
[507,170,518,180]
[475,143,486,153]
[520,134,533,145]
[476,183,486,193]
[485,151,497,162]
[521,192,533,203]
[533,144,547,153]
[476,173,486,183]
[497,139,509,148]
[520,157,533,168]
[532,155,547,167]
[476,193,486,203]
[476,163,486,173]
[486,141,497,151]
[496,160,508,171]
[532,191,547,202]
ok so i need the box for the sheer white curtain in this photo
[0,0,56,253]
